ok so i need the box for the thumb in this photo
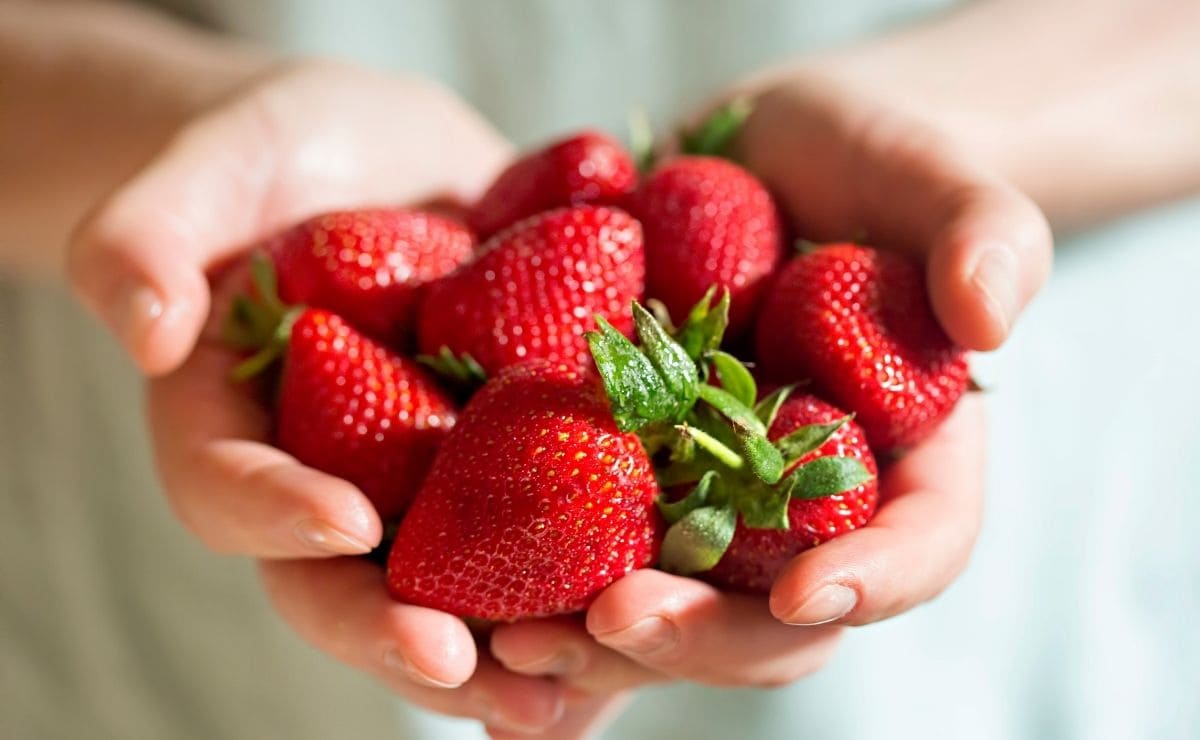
[66,102,280,375]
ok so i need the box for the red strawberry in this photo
[386,361,661,621]
[417,205,644,375]
[755,244,969,450]
[627,156,783,336]
[274,309,457,520]
[270,208,474,345]
[468,130,637,239]
[704,394,878,592]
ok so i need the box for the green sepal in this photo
[631,302,700,412]
[675,423,744,471]
[588,313,694,432]
[679,98,753,158]
[229,306,302,382]
[786,457,873,500]
[731,421,785,485]
[658,505,738,575]
[674,287,730,361]
[709,350,757,408]
[417,346,488,388]
[250,251,287,316]
[775,416,852,466]
[222,294,277,349]
[656,470,719,524]
[628,106,657,173]
[753,384,795,428]
[737,477,793,530]
[697,383,766,436]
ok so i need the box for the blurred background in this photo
[2,1,1197,738]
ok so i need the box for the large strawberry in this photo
[226,258,457,520]
[755,244,969,450]
[702,393,878,592]
[468,130,637,239]
[627,156,783,337]
[417,205,644,375]
[269,207,474,345]
[385,361,661,621]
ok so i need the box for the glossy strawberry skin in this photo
[386,362,662,621]
[755,244,969,450]
[705,394,879,593]
[276,309,457,520]
[468,131,637,239]
[417,205,645,375]
[271,208,475,346]
[628,156,783,337]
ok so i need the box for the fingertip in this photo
[384,606,478,688]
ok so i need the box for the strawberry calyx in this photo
[417,346,488,397]
[222,252,305,382]
[679,98,753,159]
[586,289,874,576]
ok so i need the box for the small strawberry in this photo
[385,361,661,621]
[755,244,969,450]
[226,257,457,520]
[586,293,875,592]
[702,393,878,592]
[468,130,637,239]
[270,207,474,345]
[627,156,783,337]
[417,205,644,375]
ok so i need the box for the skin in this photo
[4,0,1200,737]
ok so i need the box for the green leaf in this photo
[709,351,757,407]
[738,478,793,530]
[732,422,785,485]
[658,505,738,575]
[697,384,766,436]
[630,302,699,412]
[628,106,657,173]
[417,346,488,386]
[775,416,852,465]
[679,98,753,158]
[657,470,718,524]
[753,385,795,428]
[250,251,286,316]
[786,457,874,500]
[588,315,689,432]
[674,287,730,361]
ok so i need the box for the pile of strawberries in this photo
[225,110,969,622]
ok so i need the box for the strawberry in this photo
[385,361,661,621]
[269,208,474,345]
[703,393,878,592]
[586,294,875,591]
[468,130,637,239]
[755,244,969,450]
[417,205,644,375]
[627,156,783,337]
[225,257,457,520]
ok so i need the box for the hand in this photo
[66,59,583,734]
[488,66,1044,733]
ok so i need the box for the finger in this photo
[491,617,663,695]
[148,341,382,557]
[769,393,986,626]
[584,570,843,688]
[487,694,634,740]
[737,83,1052,350]
[261,559,565,733]
[66,64,512,376]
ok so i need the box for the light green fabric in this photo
[3,2,1198,739]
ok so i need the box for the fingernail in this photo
[780,584,858,626]
[971,245,1020,334]
[294,519,372,555]
[594,616,679,655]
[384,649,462,689]
[115,284,164,348]
[505,646,585,676]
